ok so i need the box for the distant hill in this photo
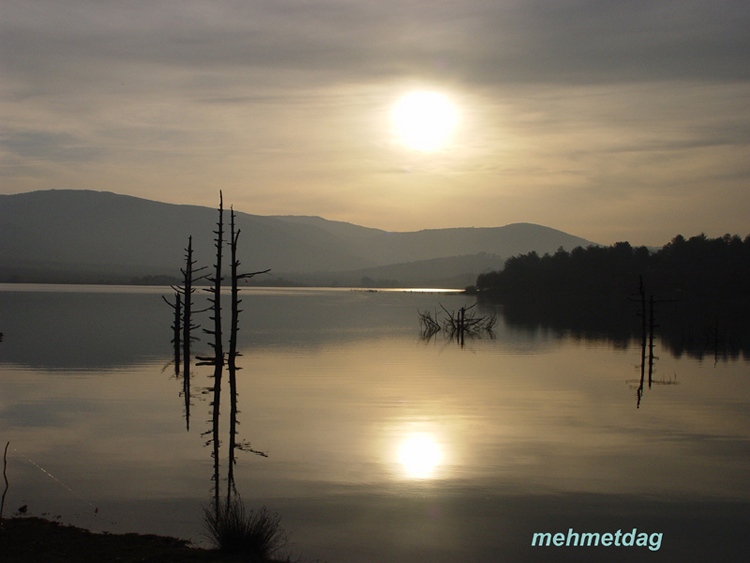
[292,253,505,289]
[272,215,596,267]
[0,190,597,287]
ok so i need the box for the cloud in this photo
[0,130,105,162]
[3,1,748,91]
[1,1,749,243]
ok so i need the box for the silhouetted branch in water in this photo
[227,207,240,502]
[162,292,182,374]
[165,235,209,430]
[418,309,441,338]
[702,316,731,365]
[630,276,648,408]
[195,355,224,366]
[226,206,271,502]
[1,441,9,531]
[236,442,268,457]
[419,304,496,346]
[177,236,208,372]
[628,276,680,407]
[203,193,225,366]
[167,236,209,366]
[651,372,679,386]
[440,303,497,343]
[236,270,271,280]
[202,191,226,514]
[167,193,272,519]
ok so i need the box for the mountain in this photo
[272,215,596,267]
[291,253,505,289]
[0,190,597,287]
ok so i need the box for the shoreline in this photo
[0,516,286,562]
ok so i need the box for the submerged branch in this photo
[420,304,497,343]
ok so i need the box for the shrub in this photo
[203,499,287,561]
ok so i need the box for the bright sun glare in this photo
[391,91,459,152]
[397,432,443,479]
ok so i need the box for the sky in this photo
[1,0,749,246]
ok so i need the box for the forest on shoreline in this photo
[471,233,750,359]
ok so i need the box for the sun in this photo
[390,91,460,152]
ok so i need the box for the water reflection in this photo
[625,288,683,409]
[397,432,444,480]
[0,285,491,370]
[418,303,496,347]
[492,295,750,362]
[1,285,750,561]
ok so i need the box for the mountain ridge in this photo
[0,189,598,287]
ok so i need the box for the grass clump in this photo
[203,498,288,562]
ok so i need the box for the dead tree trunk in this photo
[635,276,647,408]
[183,195,270,509]
[180,236,206,431]
[648,294,657,389]
[181,236,206,378]
[226,207,270,503]
[1,441,9,531]
[227,207,241,502]
[631,276,672,408]
[166,235,207,431]
[162,291,182,375]
[197,192,225,514]
[173,293,182,373]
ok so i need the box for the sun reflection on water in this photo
[396,432,444,479]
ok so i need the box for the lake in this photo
[0,284,748,562]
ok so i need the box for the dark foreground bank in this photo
[0,517,285,562]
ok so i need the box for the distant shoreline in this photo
[0,282,466,294]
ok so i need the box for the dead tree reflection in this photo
[163,291,182,375]
[704,316,728,365]
[179,237,206,378]
[164,193,278,518]
[164,235,207,430]
[629,277,678,408]
[419,303,497,347]
[194,192,227,514]
[226,206,270,503]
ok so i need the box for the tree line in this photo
[472,233,750,359]
[474,233,750,307]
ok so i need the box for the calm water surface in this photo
[0,284,748,562]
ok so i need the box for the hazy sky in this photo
[2,0,748,245]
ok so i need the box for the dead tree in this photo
[633,276,647,408]
[178,236,207,430]
[1,441,9,531]
[226,206,270,503]
[419,304,496,345]
[175,195,270,510]
[418,309,441,339]
[648,294,658,389]
[630,276,675,408]
[439,303,497,345]
[164,235,207,430]
[179,236,206,377]
[196,192,226,514]
[174,294,182,372]
[702,316,728,365]
[162,291,182,374]
[227,207,240,502]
